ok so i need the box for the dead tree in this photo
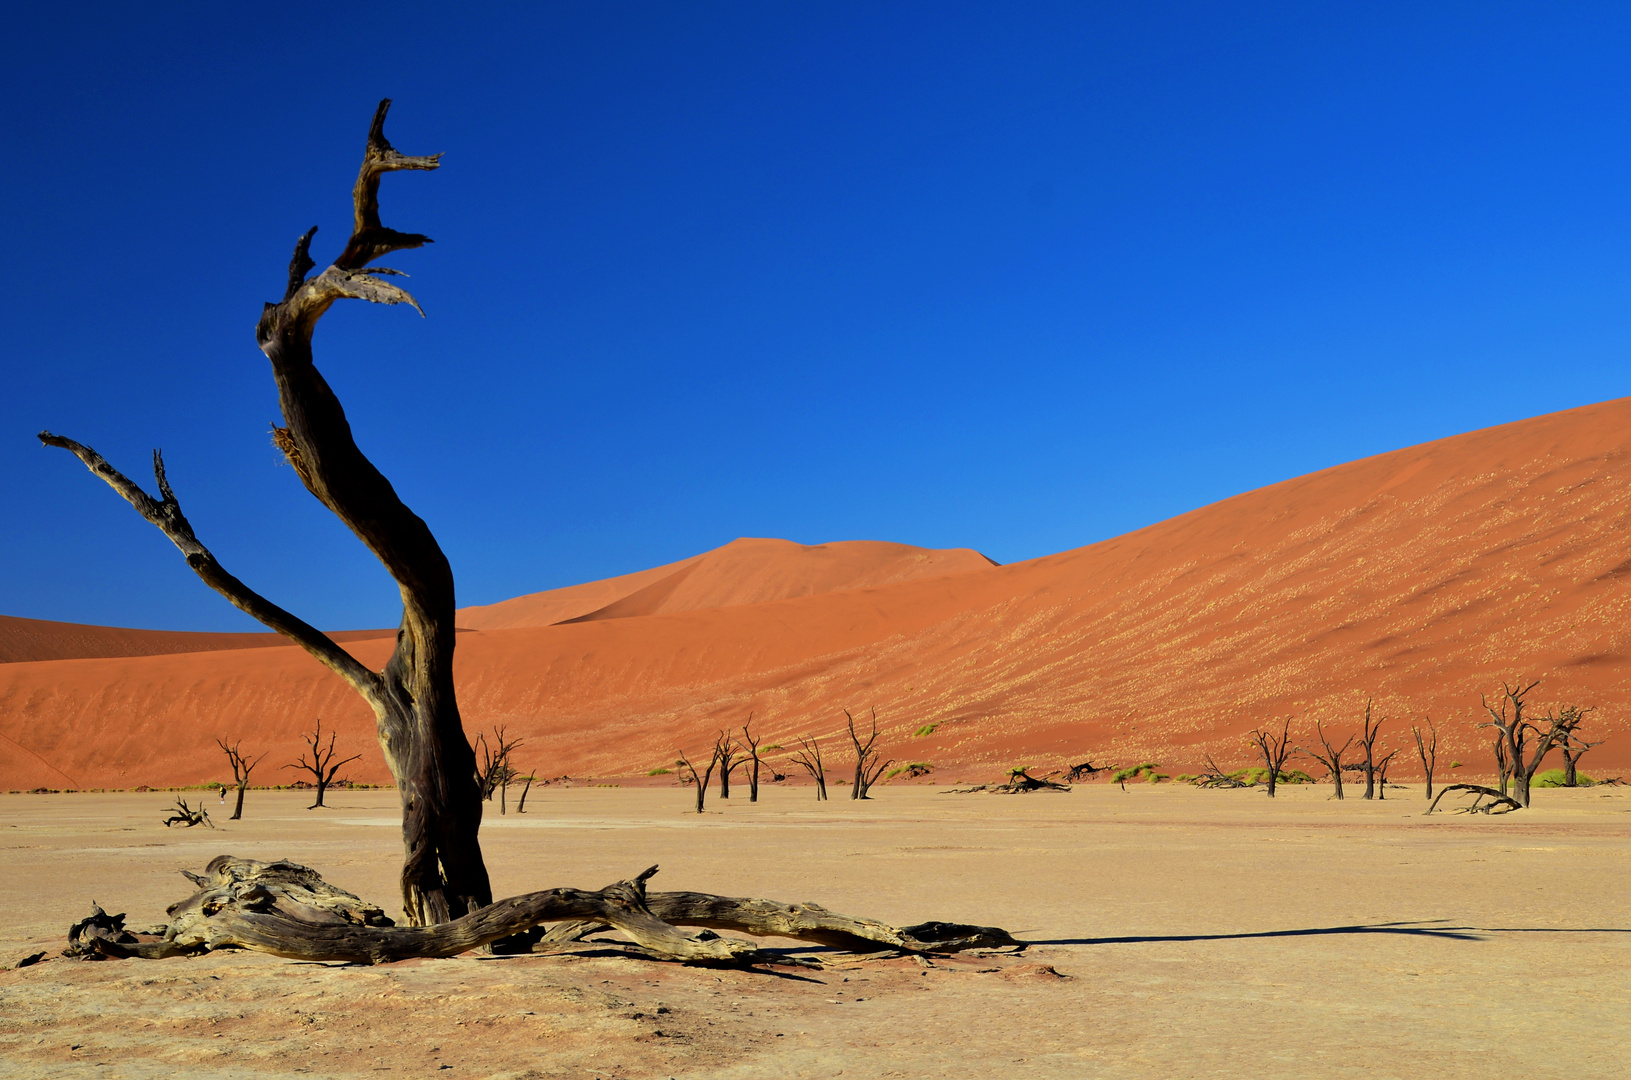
[1357,699,1384,799]
[845,708,893,800]
[514,773,535,813]
[475,727,523,814]
[1064,760,1106,783]
[41,101,488,925]
[675,749,717,814]
[1480,680,1567,808]
[741,715,762,802]
[714,731,746,799]
[790,735,828,800]
[283,719,362,809]
[1372,747,1400,800]
[216,740,265,821]
[1299,720,1354,800]
[162,798,214,829]
[1412,717,1439,800]
[1249,719,1294,798]
[1427,783,1523,815]
[41,100,1025,966]
[1552,706,1601,787]
[1187,754,1249,789]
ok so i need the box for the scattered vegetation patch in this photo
[646,767,672,776]
[885,762,933,780]
[1111,763,1168,787]
[1533,768,1594,788]
[912,724,939,738]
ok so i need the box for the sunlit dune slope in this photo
[4,399,1631,791]
[455,538,999,628]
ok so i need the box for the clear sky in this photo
[3,1,1630,632]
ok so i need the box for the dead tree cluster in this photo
[283,718,361,809]
[1478,681,1600,808]
[475,726,525,814]
[44,101,1022,969]
[216,740,265,821]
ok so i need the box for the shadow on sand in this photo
[1025,920,1631,946]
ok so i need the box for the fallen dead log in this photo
[65,856,1023,967]
[162,798,214,829]
[942,769,1071,795]
[1425,783,1524,815]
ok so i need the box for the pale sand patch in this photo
[2,784,1628,1078]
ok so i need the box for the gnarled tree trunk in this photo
[42,100,488,925]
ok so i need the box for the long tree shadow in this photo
[1029,921,1631,946]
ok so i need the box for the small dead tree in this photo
[1299,720,1355,800]
[514,772,535,813]
[163,798,214,829]
[1412,717,1439,800]
[475,726,524,814]
[1480,680,1567,808]
[283,718,362,809]
[790,735,828,801]
[741,715,762,803]
[1372,747,1400,800]
[216,739,265,821]
[1552,706,1601,787]
[1357,699,1384,800]
[845,708,893,800]
[1187,754,1249,789]
[1248,719,1294,798]
[714,731,747,799]
[675,749,717,813]
[1064,760,1106,784]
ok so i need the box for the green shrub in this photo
[647,767,672,776]
[913,725,938,738]
[1533,768,1593,788]
[885,762,933,780]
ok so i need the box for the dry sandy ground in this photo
[1,784,1628,1079]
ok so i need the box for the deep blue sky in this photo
[4,2,1630,631]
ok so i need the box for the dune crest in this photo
[4,399,1631,790]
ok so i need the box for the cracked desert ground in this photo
[2,784,1628,1079]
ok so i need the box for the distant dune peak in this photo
[456,536,1000,629]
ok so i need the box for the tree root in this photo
[63,856,1024,967]
[1425,783,1524,815]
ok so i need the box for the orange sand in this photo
[3,400,1631,790]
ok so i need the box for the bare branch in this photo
[37,432,384,707]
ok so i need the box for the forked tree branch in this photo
[36,433,383,706]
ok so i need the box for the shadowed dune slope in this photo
[4,399,1631,790]
[0,616,394,665]
[455,538,999,628]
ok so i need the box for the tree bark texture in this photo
[65,857,1022,967]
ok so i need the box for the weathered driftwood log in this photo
[68,857,1023,967]
[1425,783,1524,815]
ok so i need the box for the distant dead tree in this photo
[1372,747,1401,800]
[675,748,717,813]
[741,715,762,802]
[514,771,535,813]
[1480,680,1568,808]
[1186,754,1249,789]
[1356,699,1384,800]
[1299,720,1355,800]
[1412,717,1439,800]
[1553,706,1602,787]
[474,726,523,814]
[283,718,362,809]
[845,708,893,800]
[163,797,214,829]
[1064,760,1106,783]
[1248,719,1294,798]
[790,735,828,800]
[216,739,266,821]
[714,731,747,799]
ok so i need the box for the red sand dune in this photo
[455,538,999,628]
[4,399,1631,791]
[0,616,394,665]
